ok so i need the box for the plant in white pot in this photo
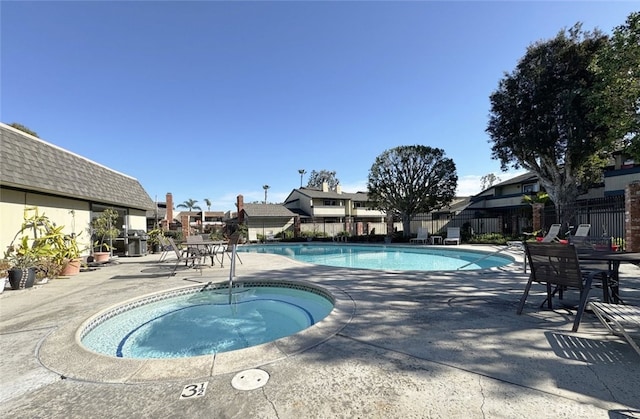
[0,259,11,293]
[91,209,120,263]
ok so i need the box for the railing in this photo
[228,244,237,304]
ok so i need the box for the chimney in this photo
[322,182,329,192]
[336,184,342,194]
[166,193,173,227]
[237,195,245,223]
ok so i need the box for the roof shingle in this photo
[1,123,155,210]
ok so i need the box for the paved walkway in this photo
[1,245,639,418]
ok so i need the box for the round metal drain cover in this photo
[231,369,269,390]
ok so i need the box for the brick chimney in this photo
[166,193,173,226]
[237,195,245,223]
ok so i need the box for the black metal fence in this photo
[541,195,626,239]
[411,195,626,243]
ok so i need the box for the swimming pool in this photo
[80,281,334,359]
[238,244,514,270]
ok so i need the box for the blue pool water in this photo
[238,244,514,270]
[81,284,334,359]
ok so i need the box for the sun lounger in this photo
[589,302,640,357]
[410,227,429,244]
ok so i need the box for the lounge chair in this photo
[517,242,608,332]
[540,224,562,242]
[443,227,460,245]
[566,224,591,246]
[410,227,429,244]
[157,236,173,262]
[589,302,640,357]
[573,224,591,238]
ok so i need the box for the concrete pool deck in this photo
[1,245,639,418]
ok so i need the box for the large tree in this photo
[307,170,340,191]
[486,24,610,226]
[590,12,640,160]
[367,145,457,237]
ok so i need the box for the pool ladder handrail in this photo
[228,243,237,304]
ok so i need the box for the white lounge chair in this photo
[443,227,460,245]
[589,302,640,357]
[573,224,591,238]
[410,227,429,244]
[540,224,562,242]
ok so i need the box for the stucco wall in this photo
[1,188,92,256]
[1,188,150,257]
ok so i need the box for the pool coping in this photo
[37,279,356,384]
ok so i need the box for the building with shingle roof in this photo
[1,123,155,256]
[234,196,296,242]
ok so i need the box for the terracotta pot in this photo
[61,258,81,276]
[93,252,110,263]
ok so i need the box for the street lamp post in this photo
[298,169,306,188]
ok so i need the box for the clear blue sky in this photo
[2,1,638,212]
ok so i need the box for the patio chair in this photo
[157,236,173,262]
[443,227,460,245]
[517,242,608,332]
[410,227,429,244]
[186,235,218,266]
[588,302,640,357]
[540,224,562,242]
[167,237,203,277]
[573,224,591,238]
[220,231,244,268]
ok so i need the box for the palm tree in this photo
[177,199,201,211]
[203,198,211,211]
[263,185,270,204]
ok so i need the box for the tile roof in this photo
[242,203,296,217]
[1,123,155,210]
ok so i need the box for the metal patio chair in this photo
[517,242,608,332]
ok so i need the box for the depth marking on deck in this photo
[180,381,208,399]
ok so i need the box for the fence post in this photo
[625,181,640,252]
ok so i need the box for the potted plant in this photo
[5,237,39,290]
[4,207,57,289]
[58,233,83,275]
[147,227,165,253]
[0,259,11,293]
[91,209,120,262]
[35,256,63,284]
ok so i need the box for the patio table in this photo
[186,241,225,266]
[577,251,640,304]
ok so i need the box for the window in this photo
[522,183,538,193]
